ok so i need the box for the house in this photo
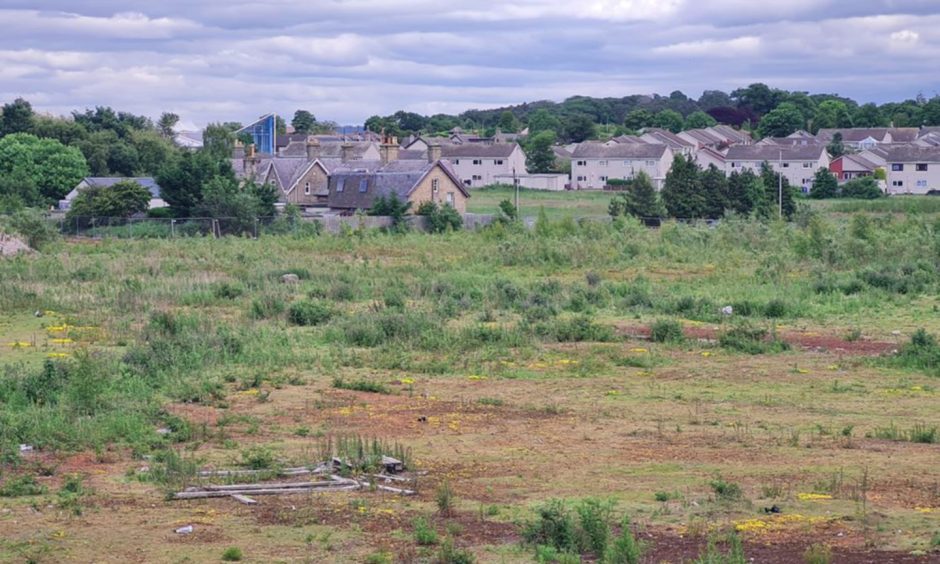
[724,145,830,191]
[640,128,695,156]
[829,154,881,183]
[491,173,569,191]
[173,131,203,150]
[708,125,752,146]
[402,135,453,152]
[816,128,919,150]
[570,142,674,190]
[694,147,727,170]
[883,146,940,195]
[326,155,470,213]
[677,128,727,150]
[59,177,166,211]
[440,143,527,188]
[757,136,823,147]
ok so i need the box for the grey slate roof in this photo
[883,146,940,163]
[327,160,467,210]
[725,145,826,161]
[816,128,917,143]
[642,129,695,150]
[571,142,668,159]
[83,177,162,198]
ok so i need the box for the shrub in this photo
[212,281,245,300]
[221,547,243,561]
[523,500,578,553]
[5,208,59,250]
[417,201,463,233]
[250,295,286,320]
[436,480,455,516]
[650,319,684,343]
[575,498,613,556]
[240,446,276,470]
[538,315,615,343]
[332,377,389,394]
[436,537,475,564]
[889,329,940,376]
[287,300,333,326]
[709,477,742,501]
[605,516,643,564]
[803,543,831,564]
[762,299,788,318]
[693,532,746,564]
[719,323,789,355]
[413,516,439,546]
[0,474,47,497]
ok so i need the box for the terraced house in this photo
[724,145,830,191]
[884,146,940,194]
[570,142,674,189]
[440,144,526,188]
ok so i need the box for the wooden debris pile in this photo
[172,457,417,504]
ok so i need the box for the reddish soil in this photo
[619,324,898,356]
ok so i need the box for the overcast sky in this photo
[2,1,940,128]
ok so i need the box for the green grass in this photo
[467,185,613,220]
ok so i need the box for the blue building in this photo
[237,114,277,155]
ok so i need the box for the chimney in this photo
[341,142,354,163]
[306,137,320,160]
[428,144,442,164]
[380,136,400,165]
[244,143,258,178]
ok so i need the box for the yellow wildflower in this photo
[797,493,832,501]
[8,341,32,347]
[50,338,73,344]
[400,378,415,385]
[629,347,648,353]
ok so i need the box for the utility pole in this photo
[513,167,519,214]
[778,148,783,219]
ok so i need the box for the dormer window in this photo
[304,182,311,195]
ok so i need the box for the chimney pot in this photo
[428,144,442,164]
[306,137,320,160]
[341,142,354,163]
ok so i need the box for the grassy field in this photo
[466,186,612,220]
[1,208,940,563]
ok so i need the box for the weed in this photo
[364,551,393,564]
[435,537,476,563]
[221,547,243,561]
[287,300,333,326]
[693,531,746,564]
[249,295,286,320]
[576,498,613,556]
[524,499,577,553]
[710,477,742,501]
[649,319,684,343]
[414,516,439,546]
[803,543,832,564]
[654,491,680,502]
[0,474,47,497]
[332,377,390,394]
[478,397,504,407]
[437,480,455,516]
[240,446,276,470]
[718,323,789,355]
[605,516,643,564]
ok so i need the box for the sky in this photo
[2,1,940,128]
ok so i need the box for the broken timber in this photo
[173,471,415,501]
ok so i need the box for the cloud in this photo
[0,2,938,125]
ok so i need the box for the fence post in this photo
[254,218,259,239]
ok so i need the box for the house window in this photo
[598,160,608,166]
[432,179,440,193]
[454,159,460,165]
[843,173,850,180]
[781,162,790,168]
[576,176,587,182]
[495,160,504,165]
[916,163,928,172]
[646,160,655,167]
[472,175,482,181]
[472,159,482,165]
[917,180,928,187]
[600,176,608,182]
[730,162,737,168]
[304,182,310,195]
[463,180,471,186]
[446,192,455,206]
[623,160,631,166]
[336,178,345,192]
[358,179,368,193]
[576,160,587,166]
[803,162,812,168]
[892,180,904,187]
[892,163,904,171]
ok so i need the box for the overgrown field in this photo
[1,210,940,563]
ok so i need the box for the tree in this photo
[731,83,785,115]
[726,169,765,215]
[203,123,236,159]
[66,180,152,219]
[156,150,234,217]
[608,172,664,218]
[369,192,412,233]
[291,110,316,134]
[157,112,180,138]
[498,111,519,133]
[809,167,838,199]
[700,164,729,218]
[0,133,89,204]
[107,141,140,177]
[275,115,287,135]
[393,111,427,134]
[652,110,684,133]
[661,154,705,219]
[562,114,595,143]
[129,129,175,175]
[527,109,562,135]
[827,132,845,158]
[697,90,733,110]
[756,103,805,138]
[30,115,88,146]
[1,98,35,136]
[195,176,269,234]
[923,97,940,126]
[525,130,557,173]
[841,176,883,199]
[684,111,717,130]
[624,109,654,131]
[812,100,853,131]
[853,103,887,128]
[759,162,796,219]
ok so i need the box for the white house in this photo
[884,146,940,195]
[640,128,695,156]
[440,143,527,188]
[570,142,674,189]
[59,177,166,211]
[724,145,830,191]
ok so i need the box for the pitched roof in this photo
[327,160,468,210]
[709,125,751,144]
[641,128,695,150]
[834,154,879,172]
[440,144,520,158]
[725,145,826,161]
[815,128,914,143]
[571,142,668,159]
[883,146,940,163]
[682,129,725,145]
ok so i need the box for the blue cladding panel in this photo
[240,115,276,154]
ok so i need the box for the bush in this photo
[0,474,47,497]
[605,516,643,564]
[537,315,615,343]
[718,323,789,355]
[417,201,463,233]
[709,477,742,501]
[287,300,333,326]
[575,498,613,556]
[332,377,389,394]
[250,295,286,320]
[840,177,883,199]
[212,281,245,300]
[221,547,243,561]
[523,500,578,553]
[4,209,58,250]
[888,329,940,376]
[803,543,832,564]
[436,537,475,564]
[650,319,684,343]
[413,516,439,546]
[762,299,789,318]
[436,480,455,516]
[240,446,276,470]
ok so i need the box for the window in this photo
[576,176,587,182]
[803,162,812,168]
[598,160,608,166]
[463,179,471,186]
[454,159,460,165]
[358,179,368,193]
[446,192,455,206]
[892,180,904,187]
[892,163,904,171]
[781,162,790,168]
[917,180,928,187]
[916,163,928,172]
[730,162,737,168]
[432,178,440,193]
[472,159,482,165]
[472,175,482,181]
[336,178,345,192]
[646,160,655,167]
[495,159,504,165]
[304,182,310,195]
[599,176,608,182]
[576,160,587,166]
[843,173,850,180]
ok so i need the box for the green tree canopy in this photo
[652,110,684,133]
[809,167,838,199]
[0,133,89,204]
[759,162,796,219]
[700,164,729,219]
[608,171,665,218]
[726,169,766,215]
[525,130,557,173]
[684,111,718,130]
[66,180,152,219]
[498,111,519,133]
[827,132,845,158]
[624,109,654,131]
[1,98,35,136]
[291,110,317,134]
[157,112,180,138]
[562,114,596,142]
[756,103,805,138]
[812,100,854,131]
[527,109,562,135]
[156,150,235,217]
[661,154,705,218]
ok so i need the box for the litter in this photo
[19,444,34,453]
[175,525,194,535]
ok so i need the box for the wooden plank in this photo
[173,486,359,500]
[201,481,338,491]
[231,494,258,505]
